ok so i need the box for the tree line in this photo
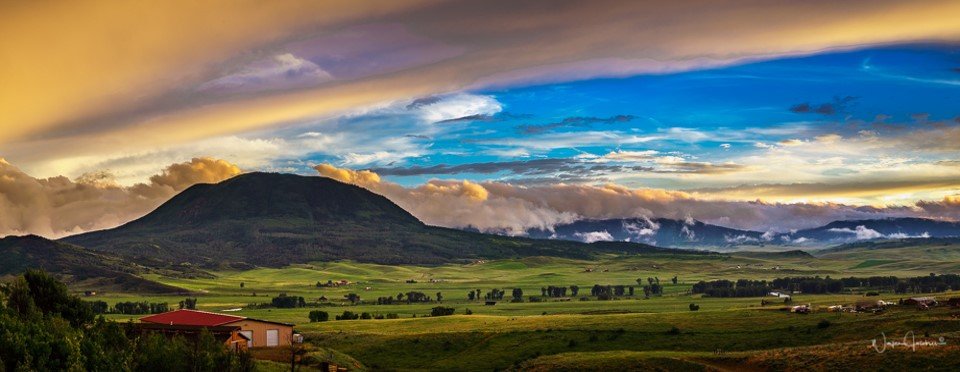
[692,274,960,297]
[89,300,171,315]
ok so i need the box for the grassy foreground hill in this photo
[64,173,699,267]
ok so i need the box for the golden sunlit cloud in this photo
[4,0,960,167]
[0,157,241,238]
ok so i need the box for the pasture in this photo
[88,247,960,371]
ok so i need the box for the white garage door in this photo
[266,329,279,347]
[240,331,253,348]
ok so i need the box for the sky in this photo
[2,1,960,238]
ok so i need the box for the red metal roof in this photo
[140,309,245,327]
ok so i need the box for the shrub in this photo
[689,303,700,311]
[360,312,372,319]
[308,310,329,322]
[335,310,360,320]
[386,313,399,319]
[817,319,832,329]
[430,306,455,317]
[667,326,681,335]
[464,308,473,315]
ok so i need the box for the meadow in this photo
[89,246,960,371]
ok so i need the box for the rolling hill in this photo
[64,173,701,267]
[0,235,183,293]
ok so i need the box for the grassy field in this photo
[86,246,960,371]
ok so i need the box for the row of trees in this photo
[693,274,960,297]
[691,279,772,298]
[90,301,171,315]
[376,291,443,304]
[0,270,252,371]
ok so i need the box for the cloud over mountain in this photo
[314,164,956,234]
[0,158,240,238]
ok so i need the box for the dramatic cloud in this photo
[6,1,960,166]
[916,195,960,219]
[0,158,241,238]
[314,164,955,234]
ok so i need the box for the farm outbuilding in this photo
[140,309,295,348]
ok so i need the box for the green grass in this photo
[84,249,960,371]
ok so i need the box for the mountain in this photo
[64,173,700,267]
[525,218,765,248]
[788,218,959,243]
[0,235,183,293]
[523,217,960,249]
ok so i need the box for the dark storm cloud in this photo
[789,96,857,115]
[517,115,636,134]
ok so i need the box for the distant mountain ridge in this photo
[521,217,960,248]
[63,173,698,267]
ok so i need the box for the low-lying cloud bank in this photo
[2,159,957,239]
[0,157,241,238]
[315,164,960,234]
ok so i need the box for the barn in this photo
[140,309,295,348]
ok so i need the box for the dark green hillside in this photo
[64,173,701,267]
[0,235,181,293]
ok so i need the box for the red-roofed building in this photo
[141,309,295,347]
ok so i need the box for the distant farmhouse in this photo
[139,309,296,348]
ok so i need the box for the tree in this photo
[345,293,361,304]
[397,292,404,301]
[512,288,524,302]
[468,290,476,301]
[570,285,579,296]
[672,276,678,285]
[436,292,443,303]
[309,310,329,322]
[20,270,93,327]
[335,311,360,320]
[628,286,635,296]
[240,282,245,288]
[271,293,305,308]
[179,297,197,310]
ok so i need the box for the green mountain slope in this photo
[63,173,702,267]
[0,235,182,293]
